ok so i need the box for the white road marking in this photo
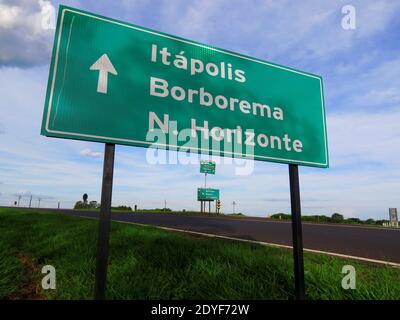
[76,214,400,268]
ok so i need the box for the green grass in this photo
[0,208,399,300]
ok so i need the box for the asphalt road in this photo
[61,210,400,265]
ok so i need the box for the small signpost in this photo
[200,161,216,174]
[199,161,216,212]
[41,5,328,300]
[197,188,220,201]
[389,208,398,227]
[198,188,219,214]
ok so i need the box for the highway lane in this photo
[62,210,400,264]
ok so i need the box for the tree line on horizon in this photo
[269,212,388,225]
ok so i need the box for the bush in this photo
[74,200,99,210]
[269,213,291,220]
[112,206,132,211]
[331,213,344,223]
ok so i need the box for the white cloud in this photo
[0,0,55,67]
[80,148,103,159]
[155,0,399,64]
[15,189,31,196]
[344,59,400,109]
[2,0,397,69]
[327,110,400,168]
[0,3,20,29]
[355,0,400,38]
[352,88,400,109]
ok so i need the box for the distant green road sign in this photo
[200,160,216,174]
[197,188,220,201]
[41,5,328,168]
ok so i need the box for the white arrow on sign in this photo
[89,54,118,94]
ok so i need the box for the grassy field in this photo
[0,208,399,300]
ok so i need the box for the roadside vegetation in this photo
[0,208,399,300]
[269,213,389,226]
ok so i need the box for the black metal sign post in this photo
[94,143,115,300]
[288,164,305,300]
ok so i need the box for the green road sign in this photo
[41,5,328,168]
[200,160,216,174]
[197,188,220,201]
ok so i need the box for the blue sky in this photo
[0,0,399,219]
